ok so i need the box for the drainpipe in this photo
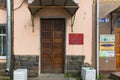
[96,0,99,78]
[5,0,12,75]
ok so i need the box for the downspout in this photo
[110,13,113,34]
[5,0,12,75]
[96,0,99,78]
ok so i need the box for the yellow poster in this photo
[100,42,115,51]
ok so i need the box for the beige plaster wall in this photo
[0,0,93,64]
[0,0,119,70]
[14,1,39,55]
[14,0,93,64]
[5,1,119,69]
[73,0,93,64]
[0,9,6,24]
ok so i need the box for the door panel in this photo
[41,19,65,73]
[116,28,120,70]
[41,60,53,73]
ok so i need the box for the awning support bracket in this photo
[31,14,34,32]
[71,13,76,32]
[28,6,42,32]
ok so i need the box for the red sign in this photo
[69,34,84,45]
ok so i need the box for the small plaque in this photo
[69,34,84,45]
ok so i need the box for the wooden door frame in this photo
[116,28,120,71]
[39,17,67,74]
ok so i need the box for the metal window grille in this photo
[0,26,6,56]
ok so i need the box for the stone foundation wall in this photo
[66,55,85,76]
[0,63,6,76]
[15,55,39,77]
[0,55,85,77]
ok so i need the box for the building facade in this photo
[0,0,93,76]
[1,0,120,77]
[93,0,120,73]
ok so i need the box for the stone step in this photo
[39,74,64,77]
[29,77,67,80]
[29,74,67,80]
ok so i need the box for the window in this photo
[0,25,6,57]
[0,0,6,8]
[117,18,120,28]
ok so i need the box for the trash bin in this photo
[14,69,27,80]
[81,67,96,80]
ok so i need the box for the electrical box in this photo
[28,0,34,3]
[14,69,27,80]
[73,0,80,3]
[81,67,96,80]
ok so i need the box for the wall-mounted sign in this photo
[100,43,115,51]
[100,51,115,57]
[99,34,115,57]
[99,18,109,23]
[69,34,84,45]
[100,34,115,42]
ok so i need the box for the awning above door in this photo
[28,0,79,16]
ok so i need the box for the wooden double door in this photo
[41,18,65,73]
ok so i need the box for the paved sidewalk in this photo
[29,74,68,80]
[28,74,114,80]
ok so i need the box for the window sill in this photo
[0,56,6,59]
